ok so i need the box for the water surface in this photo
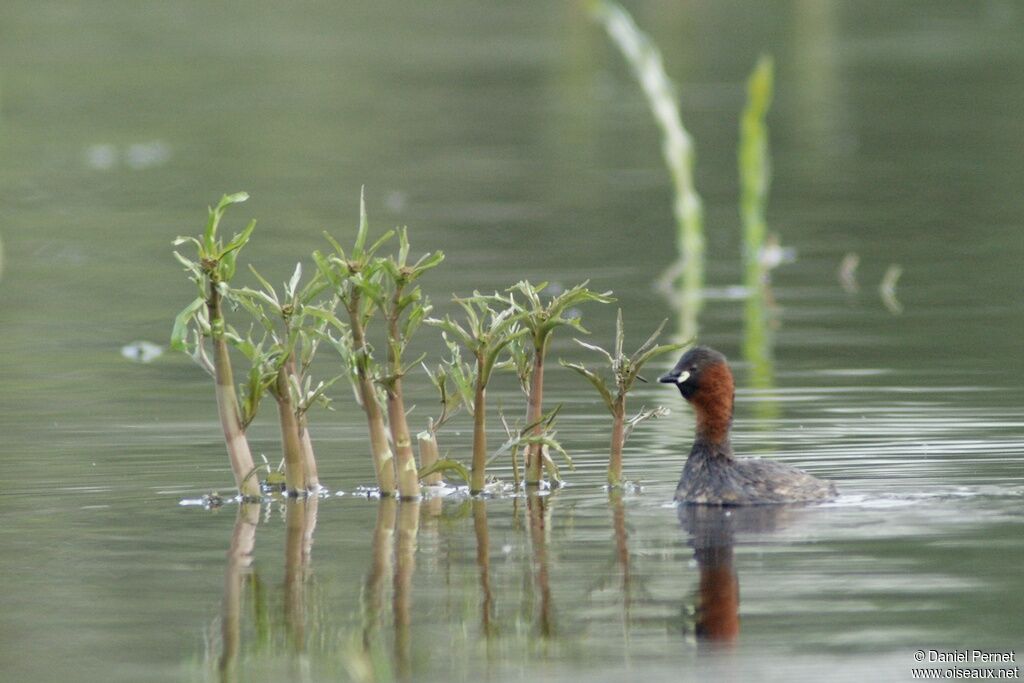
[0,2,1022,681]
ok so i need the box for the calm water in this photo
[1,2,1022,682]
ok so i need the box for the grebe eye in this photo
[689,366,698,373]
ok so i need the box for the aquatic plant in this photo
[590,0,704,340]
[375,228,445,499]
[417,361,463,486]
[561,310,683,488]
[171,192,262,499]
[427,296,525,494]
[312,191,397,495]
[496,280,613,487]
[739,55,775,285]
[232,263,334,495]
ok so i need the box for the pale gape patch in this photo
[675,371,690,385]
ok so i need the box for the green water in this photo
[1,2,1022,682]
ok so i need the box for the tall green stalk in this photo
[590,0,705,341]
[740,55,775,286]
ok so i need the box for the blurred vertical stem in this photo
[590,0,704,341]
[740,55,774,286]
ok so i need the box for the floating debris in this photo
[121,340,164,363]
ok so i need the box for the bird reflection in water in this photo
[678,503,795,648]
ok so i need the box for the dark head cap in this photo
[658,346,729,400]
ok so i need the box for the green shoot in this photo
[417,362,463,486]
[375,226,445,499]
[561,309,684,488]
[170,192,261,499]
[312,189,396,495]
[495,280,613,487]
[427,296,526,494]
[232,261,334,495]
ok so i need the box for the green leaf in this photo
[173,236,203,252]
[411,250,445,278]
[172,250,202,278]
[287,262,302,300]
[574,337,615,366]
[171,297,206,351]
[417,458,470,484]
[353,186,369,257]
[221,218,256,258]
[246,265,279,305]
[631,342,687,381]
[365,229,395,258]
[560,360,615,412]
[321,231,347,262]
[219,191,251,208]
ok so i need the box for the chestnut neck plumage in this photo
[690,362,735,452]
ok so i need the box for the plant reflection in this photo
[213,495,319,682]
[218,502,259,683]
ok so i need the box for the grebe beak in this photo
[659,370,690,385]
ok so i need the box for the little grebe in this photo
[660,346,837,505]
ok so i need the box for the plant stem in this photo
[385,284,419,499]
[525,345,546,486]
[471,368,488,495]
[350,299,396,496]
[275,366,307,496]
[417,431,442,486]
[286,356,320,490]
[208,282,261,499]
[608,400,626,488]
[386,380,420,499]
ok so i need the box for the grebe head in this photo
[658,346,730,400]
[659,346,735,445]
